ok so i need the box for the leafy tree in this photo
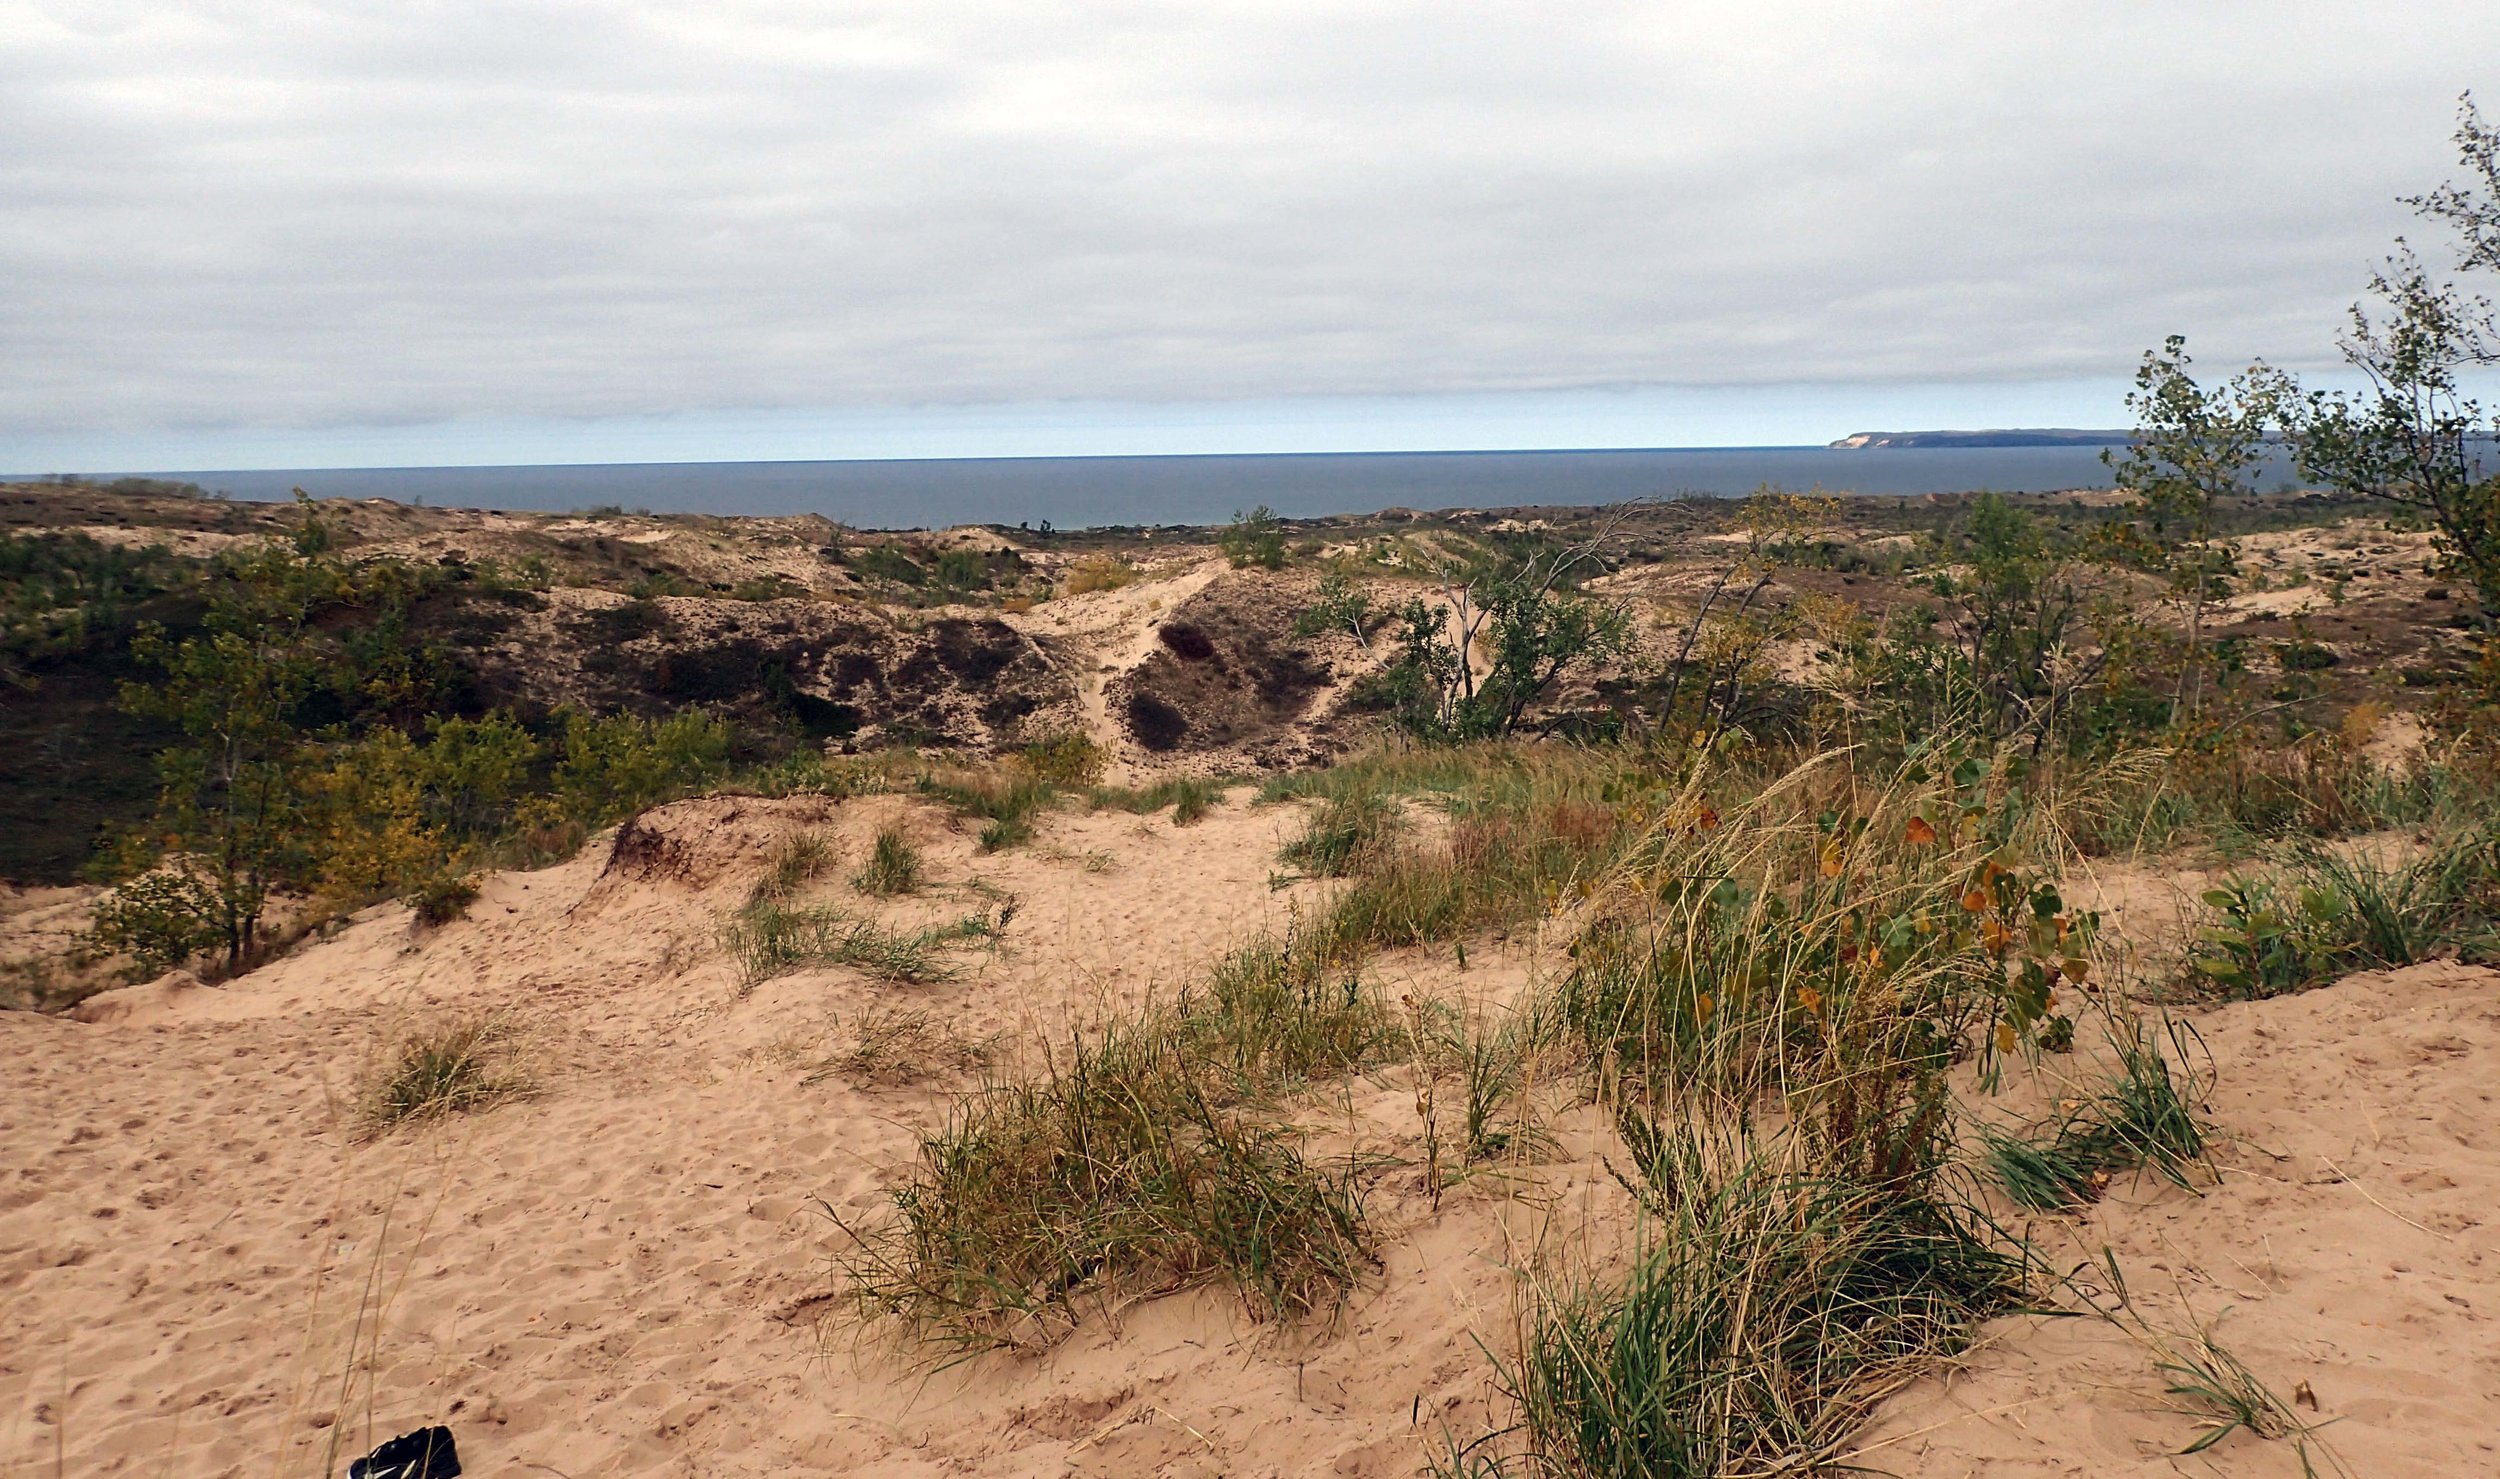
[2287,96,2500,628]
[1367,534,1632,741]
[116,523,348,969]
[1292,566,1377,651]
[2104,337,2284,719]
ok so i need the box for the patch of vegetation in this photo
[1222,504,1288,569]
[811,1006,995,1086]
[1278,790,1405,876]
[1980,1018,2212,1212]
[1090,775,1226,824]
[752,831,839,906]
[840,922,1389,1352]
[1506,1131,2027,1479]
[723,900,980,988]
[359,1018,526,1135]
[853,826,923,896]
[2187,828,2500,996]
[1059,553,1138,595]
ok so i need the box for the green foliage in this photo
[1368,544,1633,741]
[2189,831,2500,996]
[0,529,197,687]
[1014,731,1107,788]
[1222,504,1288,569]
[549,708,732,821]
[854,827,923,896]
[409,872,481,926]
[1825,494,2131,754]
[2276,99,2500,632]
[840,922,1386,1351]
[83,869,226,976]
[2105,337,2283,720]
[1291,566,1377,649]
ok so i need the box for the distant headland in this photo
[1829,428,2133,449]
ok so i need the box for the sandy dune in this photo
[6,793,2498,1477]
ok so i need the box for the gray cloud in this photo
[4,0,2494,437]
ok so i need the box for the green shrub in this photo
[1221,504,1288,569]
[410,872,481,926]
[83,870,226,977]
[552,708,732,822]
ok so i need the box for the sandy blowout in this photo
[0,783,2493,1477]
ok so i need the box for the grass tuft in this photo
[750,830,838,906]
[723,901,972,987]
[810,1006,994,1086]
[853,826,923,895]
[838,922,1390,1351]
[1515,1127,2027,1478]
[1091,776,1228,825]
[359,1018,525,1134]
[1981,1017,2212,1212]
[1280,791,1405,876]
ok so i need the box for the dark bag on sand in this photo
[346,1425,461,1479]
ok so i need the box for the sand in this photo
[6,792,2497,1476]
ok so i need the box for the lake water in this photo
[136,444,2226,530]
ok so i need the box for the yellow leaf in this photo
[1995,1022,2018,1054]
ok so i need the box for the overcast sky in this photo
[4,1,2495,468]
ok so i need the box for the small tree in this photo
[1292,566,1377,652]
[118,524,345,970]
[2289,96,2500,628]
[1222,505,1288,569]
[2104,337,2283,720]
[1368,526,1633,741]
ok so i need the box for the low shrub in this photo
[1059,554,1138,595]
[410,872,481,926]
